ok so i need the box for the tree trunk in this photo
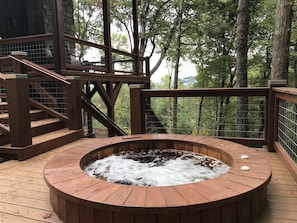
[172,0,184,134]
[271,0,294,81]
[235,0,250,137]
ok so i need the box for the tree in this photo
[236,0,249,89]
[235,0,250,138]
[271,0,294,81]
[73,0,104,60]
[172,0,185,133]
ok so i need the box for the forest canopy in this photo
[74,0,295,89]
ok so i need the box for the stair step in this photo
[30,109,48,121]
[0,109,48,124]
[0,128,84,160]
[31,128,81,145]
[31,118,65,136]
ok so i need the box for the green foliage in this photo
[74,0,293,136]
[73,0,103,42]
[115,84,131,133]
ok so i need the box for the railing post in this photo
[267,80,287,152]
[10,51,28,73]
[65,76,82,130]
[130,84,145,134]
[51,0,66,73]
[6,74,32,147]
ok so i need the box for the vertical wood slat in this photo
[57,194,67,222]
[79,205,95,223]
[180,211,201,223]
[50,189,59,215]
[113,212,134,223]
[94,208,113,223]
[134,214,157,223]
[201,207,220,223]
[66,201,79,223]
[221,203,237,223]
[238,197,252,223]
[158,213,179,223]
[252,189,261,219]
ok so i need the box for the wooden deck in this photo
[0,138,296,223]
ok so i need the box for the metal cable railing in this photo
[278,99,297,164]
[145,96,266,139]
[28,76,67,115]
[0,34,54,66]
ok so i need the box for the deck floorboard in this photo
[0,139,296,223]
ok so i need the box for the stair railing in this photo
[0,55,83,147]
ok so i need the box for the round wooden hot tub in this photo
[44,134,271,223]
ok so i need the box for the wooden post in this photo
[51,0,65,73]
[132,0,140,74]
[267,80,287,152]
[130,84,145,134]
[102,0,113,73]
[6,74,32,147]
[10,51,28,73]
[65,76,82,130]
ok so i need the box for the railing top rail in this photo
[111,48,143,59]
[64,34,144,60]
[273,87,297,96]
[141,87,270,97]
[0,33,53,44]
[64,34,108,51]
[9,55,70,86]
[273,87,297,104]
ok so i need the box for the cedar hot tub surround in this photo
[44,134,272,223]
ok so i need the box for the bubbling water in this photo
[84,149,230,187]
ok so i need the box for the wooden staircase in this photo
[0,56,126,161]
[0,107,83,161]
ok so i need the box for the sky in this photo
[83,46,197,84]
[150,56,197,83]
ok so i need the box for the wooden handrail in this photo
[29,99,68,122]
[64,34,108,51]
[64,34,145,60]
[81,94,127,136]
[9,55,70,85]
